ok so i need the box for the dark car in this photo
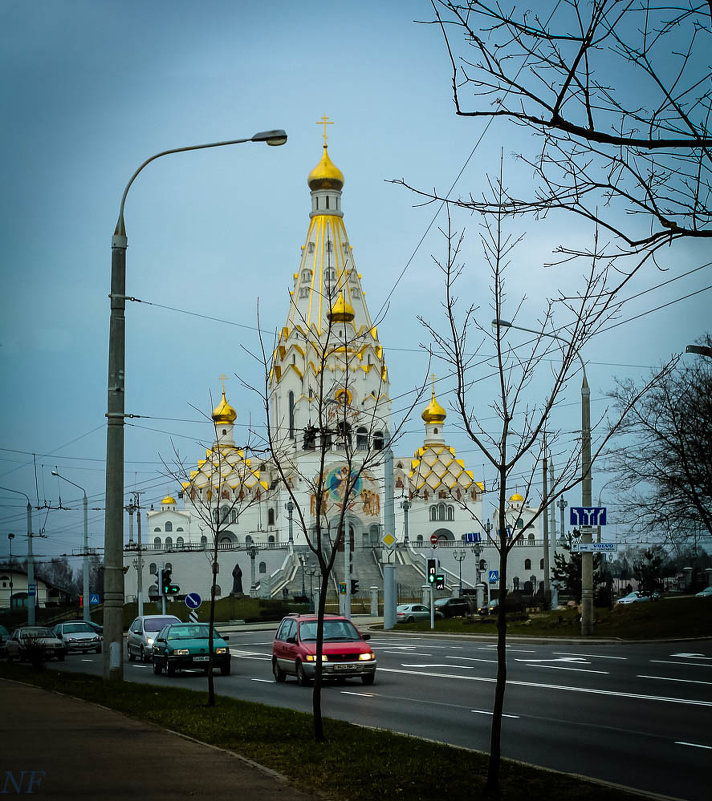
[272,614,376,686]
[434,597,471,618]
[0,624,9,657]
[152,622,231,676]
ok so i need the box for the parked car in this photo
[52,621,102,654]
[0,624,9,658]
[272,614,376,686]
[695,586,712,597]
[396,603,431,623]
[478,598,498,615]
[151,622,231,676]
[434,597,471,618]
[6,626,65,661]
[616,591,650,605]
[127,614,180,662]
[62,619,103,635]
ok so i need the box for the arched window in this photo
[447,505,454,521]
[176,537,184,549]
[165,562,172,571]
[288,390,295,440]
[153,527,161,533]
[528,533,535,543]
[479,559,487,571]
[165,521,173,532]
[524,558,532,570]
[373,431,384,451]
[416,534,423,544]
[213,508,219,524]
[165,537,173,549]
[268,508,275,526]
[268,535,275,544]
[438,503,446,521]
[153,537,161,548]
[513,576,520,590]
[540,558,545,570]
[221,505,229,523]
[200,535,207,549]
[430,506,437,522]
[149,563,157,575]
[259,561,267,574]
[246,535,253,545]
[356,427,368,450]
[231,509,237,523]
[214,584,222,597]
[176,527,184,532]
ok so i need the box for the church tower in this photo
[269,125,391,463]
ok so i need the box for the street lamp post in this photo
[7,534,14,611]
[401,499,411,544]
[286,499,294,545]
[0,487,35,625]
[492,319,593,635]
[103,129,287,681]
[453,549,466,596]
[52,470,90,622]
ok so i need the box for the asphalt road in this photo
[56,629,712,801]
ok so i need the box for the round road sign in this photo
[430,534,439,546]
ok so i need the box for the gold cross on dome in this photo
[430,373,437,395]
[316,115,334,146]
[218,374,228,395]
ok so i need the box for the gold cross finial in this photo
[430,374,437,398]
[316,114,334,146]
[218,374,228,395]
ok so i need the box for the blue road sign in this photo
[185,592,202,609]
[27,583,36,597]
[488,570,499,584]
[570,507,607,526]
[464,532,482,543]
[89,593,100,605]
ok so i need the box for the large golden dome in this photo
[328,292,355,323]
[308,146,344,191]
[422,390,446,424]
[212,391,237,425]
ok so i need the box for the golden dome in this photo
[212,391,237,425]
[308,146,344,191]
[328,292,355,323]
[161,494,177,505]
[510,492,524,503]
[422,390,446,424]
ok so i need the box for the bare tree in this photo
[162,400,265,707]
[250,296,423,742]
[607,334,712,546]
[421,176,663,793]
[421,1,711,263]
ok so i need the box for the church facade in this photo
[123,139,557,604]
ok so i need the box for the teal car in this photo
[152,623,231,676]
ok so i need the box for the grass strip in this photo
[1,662,647,801]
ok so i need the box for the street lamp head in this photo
[251,129,288,146]
[7,533,14,541]
[51,470,59,477]
[491,318,512,329]
[685,344,712,358]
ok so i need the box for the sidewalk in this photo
[0,680,323,801]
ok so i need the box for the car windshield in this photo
[300,619,360,642]
[21,628,53,638]
[64,623,93,633]
[145,617,179,632]
[167,625,211,640]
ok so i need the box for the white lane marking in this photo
[671,652,711,660]
[229,650,270,660]
[383,651,433,656]
[378,667,712,707]
[341,691,377,698]
[402,663,474,669]
[553,652,627,660]
[675,741,712,750]
[446,656,498,664]
[651,659,712,668]
[472,709,519,719]
[251,678,273,683]
[638,674,712,686]
[478,646,536,653]
[516,657,589,664]
[524,664,609,675]
[81,659,93,663]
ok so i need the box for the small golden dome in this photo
[161,494,177,505]
[510,492,524,503]
[328,292,355,323]
[422,390,446,424]
[308,146,344,191]
[212,391,237,425]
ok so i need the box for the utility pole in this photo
[133,491,144,617]
[542,434,550,607]
[0,488,35,625]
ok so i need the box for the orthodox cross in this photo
[316,114,334,146]
[219,373,228,395]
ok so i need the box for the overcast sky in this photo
[1,1,708,565]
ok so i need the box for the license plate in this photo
[334,664,357,671]
[193,656,209,662]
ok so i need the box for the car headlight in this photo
[305,654,328,662]
[214,648,227,655]
[172,649,189,656]
[146,637,154,646]
[358,653,375,661]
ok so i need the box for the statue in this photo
[231,561,244,596]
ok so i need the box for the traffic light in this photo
[161,568,180,595]
[435,574,445,591]
[427,558,437,584]
[350,579,359,594]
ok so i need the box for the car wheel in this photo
[296,661,310,686]
[406,616,414,623]
[140,646,147,663]
[166,660,176,676]
[58,653,65,662]
[272,658,286,683]
[153,659,162,675]
[361,673,375,686]
[95,645,102,654]
[220,662,231,676]
[127,645,135,662]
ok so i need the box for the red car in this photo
[272,614,376,686]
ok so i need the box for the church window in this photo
[303,426,316,450]
[268,535,275,544]
[200,535,207,548]
[259,561,267,574]
[434,428,439,434]
[356,427,368,450]
[416,534,423,544]
[231,509,237,523]
[326,242,333,253]
[438,503,446,521]
[149,563,157,575]
[351,288,360,298]
[153,537,161,548]
[300,287,309,298]
[246,535,253,545]
[316,197,319,209]
[516,519,524,528]
[289,391,295,440]
[479,559,487,571]
[165,537,173,549]
[528,533,535,543]
[524,558,532,570]
[221,505,229,522]
[325,196,330,209]
[165,521,172,532]
[176,537,184,549]
[302,269,312,281]
[308,242,314,254]
[213,508,219,524]
[513,576,520,590]
[540,558,545,570]
[268,508,275,526]
[153,527,161,533]
[447,506,454,521]
[430,506,437,522]
[176,527,183,532]
[373,431,384,451]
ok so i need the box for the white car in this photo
[53,621,102,653]
[396,603,431,623]
[616,591,649,605]
[127,614,180,662]
[695,586,712,597]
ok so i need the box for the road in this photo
[58,627,711,801]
